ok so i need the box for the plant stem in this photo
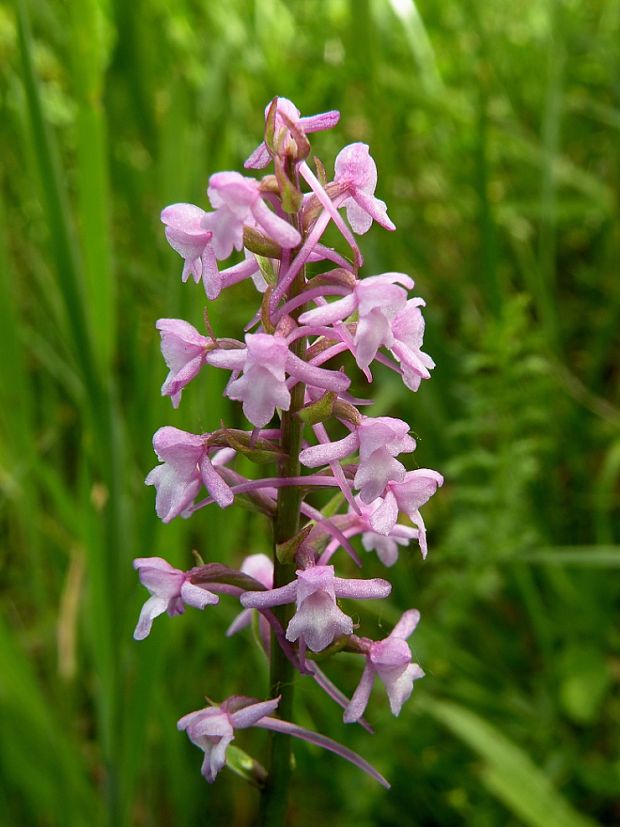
[258,211,306,827]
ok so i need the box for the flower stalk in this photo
[260,190,306,825]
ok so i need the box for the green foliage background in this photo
[1,0,619,824]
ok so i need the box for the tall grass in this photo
[1,0,618,824]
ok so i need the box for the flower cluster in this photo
[133,97,442,791]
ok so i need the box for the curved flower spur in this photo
[133,95,443,819]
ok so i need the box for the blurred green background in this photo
[1,0,619,824]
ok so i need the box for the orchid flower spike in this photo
[133,557,219,640]
[334,143,395,234]
[144,95,443,800]
[344,610,424,723]
[178,696,281,783]
[145,426,234,522]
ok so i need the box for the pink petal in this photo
[368,491,399,535]
[299,110,340,132]
[240,581,298,609]
[343,663,375,723]
[299,432,359,468]
[133,595,169,640]
[180,580,219,610]
[297,293,357,326]
[332,576,391,600]
[389,609,421,641]
[251,198,302,249]
[230,697,281,729]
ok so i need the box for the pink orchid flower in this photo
[240,565,391,652]
[334,143,395,234]
[391,298,436,391]
[207,333,350,428]
[298,273,413,373]
[178,696,280,783]
[369,469,444,557]
[344,610,424,723]
[133,557,218,640]
[160,203,222,299]
[145,427,234,522]
[207,171,301,257]
[299,415,416,503]
[156,319,212,407]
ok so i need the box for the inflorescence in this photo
[133,97,443,790]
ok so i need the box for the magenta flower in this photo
[207,171,301,257]
[178,696,280,783]
[145,426,234,522]
[334,143,395,234]
[298,273,413,373]
[207,333,350,428]
[369,469,444,557]
[240,565,391,652]
[156,319,211,407]
[133,557,219,640]
[300,416,416,503]
[160,203,222,299]
[245,97,340,169]
[344,610,424,723]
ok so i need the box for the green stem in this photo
[258,220,306,827]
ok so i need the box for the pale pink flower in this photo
[369,469,444,557]
[299,416,416,503]
[298,273,413,373]
[334,143,395,234]
[156,319,211,407]
[245,97,340,169]
[145,427,234,522]
[344,610,424,722]
[390,298,436,391]
[133,557,218,640]
[240,565,391,652]
[207,171,301,257]
[160,203,222,299]
[178,697,280,783]
[207,333,350,428]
